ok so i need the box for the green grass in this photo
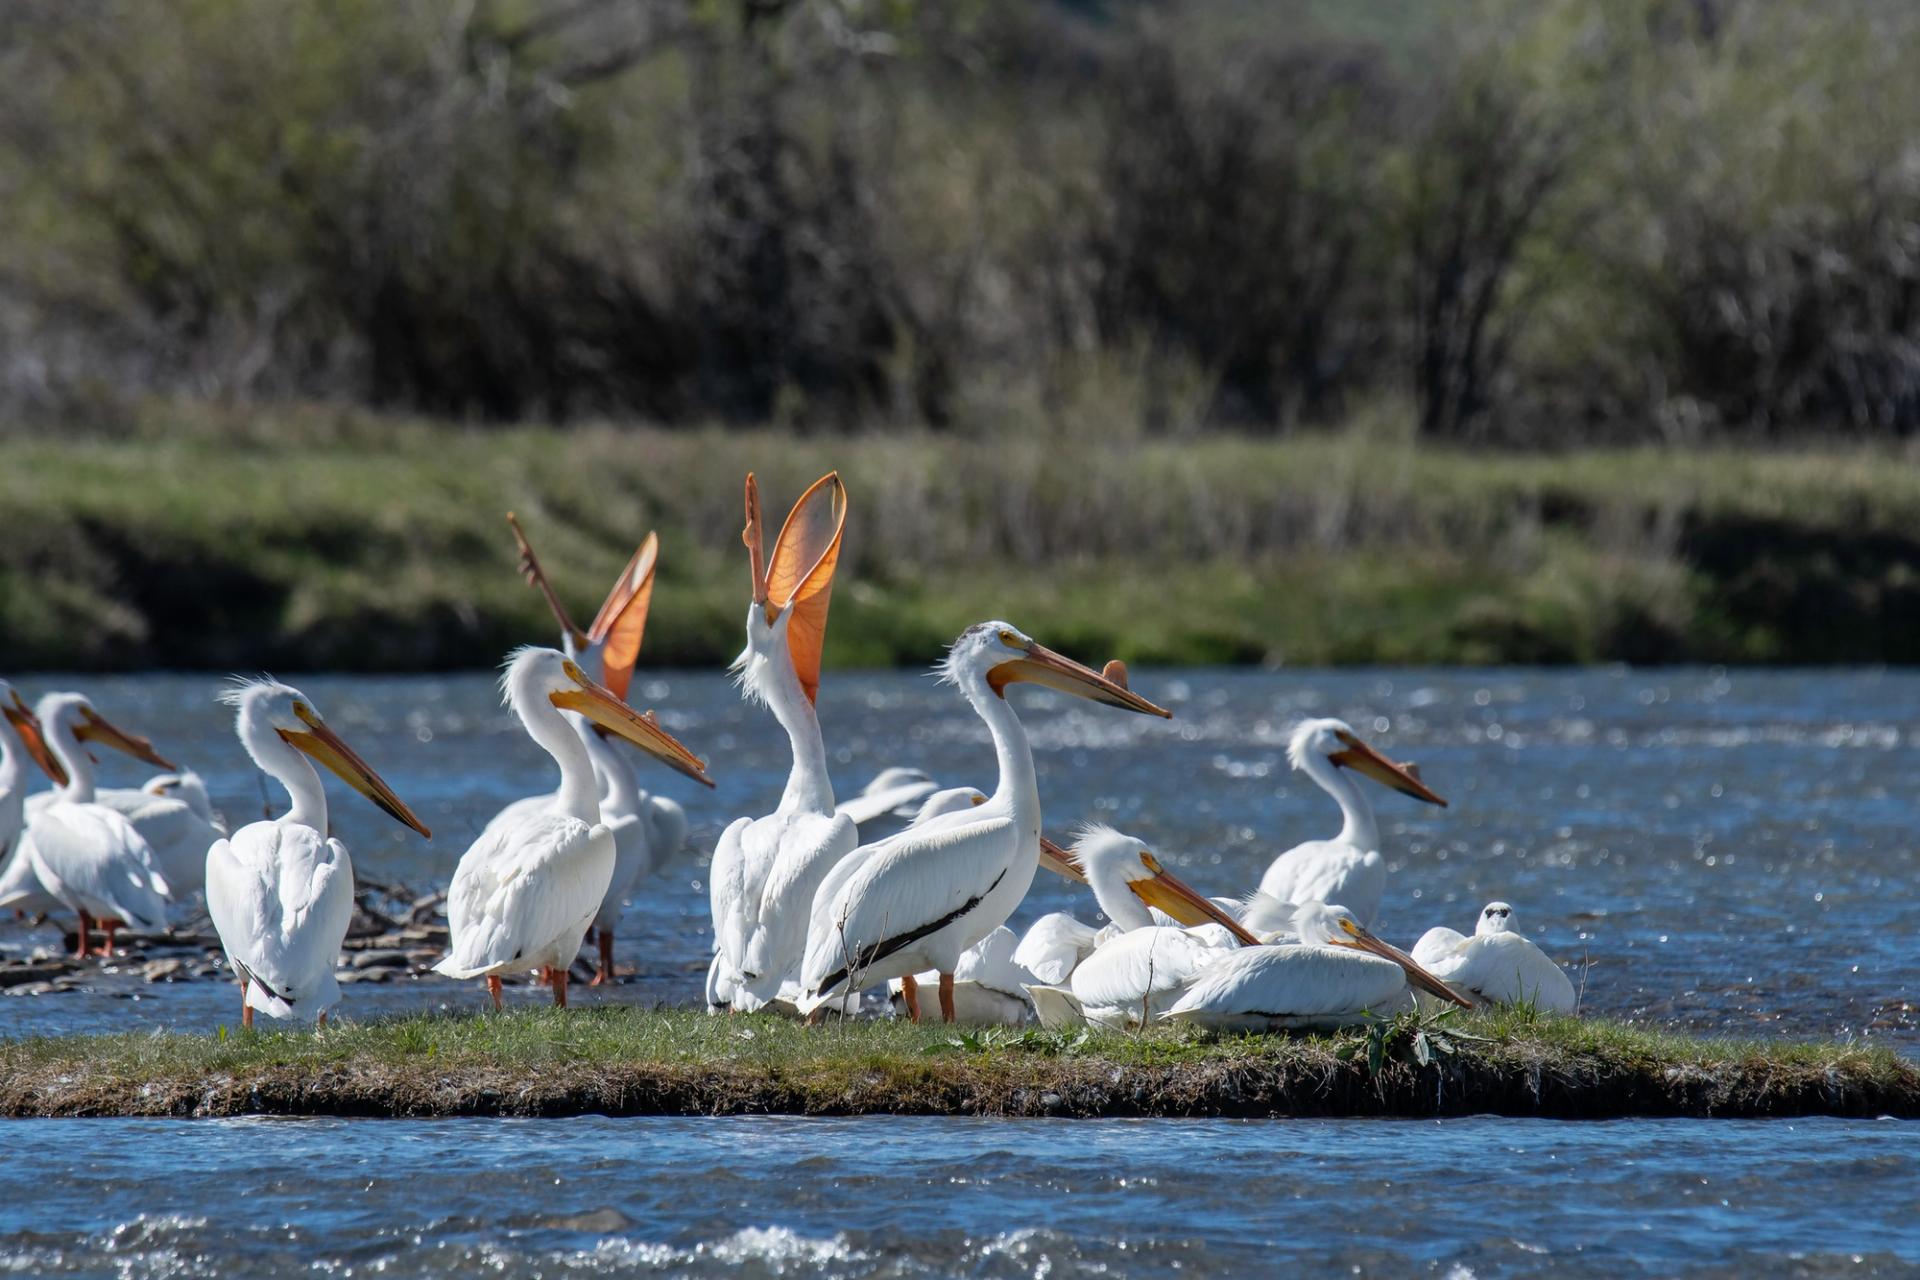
[3,1005,1911,1119]
[7,402,1920,670]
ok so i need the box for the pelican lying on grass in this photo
[205,680,431,1027]
[1165,901,1469,1031]
[800,623,1171,1023]
[709,472,857,1014]
[437,647,713,1010]
[1023,826,1259,1030]
[508,513,689,983]
[1257,719,1447,926]
[22,691,178,956]
[1412,901,1577,1013]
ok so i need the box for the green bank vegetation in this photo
[4,410,1920,669]
[2,1006,1910,1119]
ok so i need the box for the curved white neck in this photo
[517,684,599,822]
[574,716,641,816]
[1086,860,1155,932]
[759,635,834,817]
[1300,752,1378,852]
[958,670,1039,836]
[45,714,97,805]
[241,708,329,833]
[0,713,25,836]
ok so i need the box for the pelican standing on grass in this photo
[507,514,689,982]
[1165,901,1469,1031]
[800,623,1171,1023]
[436,648,713,1009]
[1257,718,1448,926]
[23,692,178,956]
[708,472,858,1013]
[204,680,431,1027]
[1412,901,1577,1013]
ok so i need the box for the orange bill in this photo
[1038,835,1087,883]
[507,512,588,651]
[761,472,847,706]
[5,691,65,785]
[742,474,769,606]
[281,704,431,837]
[586,532,658,703]
[1334,917,1472,1007]
[549,658,716,789]
[1330,730,1447,806]
[987,639,1172,718]
[74,706,176,770]
[1129,852,1262,946]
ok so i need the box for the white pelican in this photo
[1165,901,1469,1032]
[1022,826,1258,1030]
[709,472,858,1013]
[0,685,64,918]
[835,767,942,836]
[507,513,691,980]
[1256,718,1447,926]
[799,623,1172,1023]
[436,647,713,1009]
[205,680,431,1027]
[23,691,178,955]
[889,926,1038,1026]
[27,767,226,899]
[1412,901,1577,1013]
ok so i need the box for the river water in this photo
[2,667,1916,1275]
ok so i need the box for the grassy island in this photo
[2,1007,1911,1121]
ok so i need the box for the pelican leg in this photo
[592,928,614,986]
[550,966,569,1008]
[239,975,250,1029]
[939,972,956,1024]
[317,1011,329,1028]
[900,973,921,1024]
[73,911,92,958]
[100,918,119,957]
[486,974,504,1012]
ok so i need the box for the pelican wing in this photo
[739,810,856,994]
[1436,933,1578,1013]
[1411,925,1469,967]
[708,815,752,978]
[119,793,220,896]
[27,803,169,932]
[206,821,355,1019]
[0,830,59,913]
[801,814,1017,998]
[1257,842,1385,925]
[592,811,650,933]
[1012,911,1102,985]
[833,777,940,827]
[1166,944,1409,1024]
[436,812,611,978]
[1068,926,1226,1016]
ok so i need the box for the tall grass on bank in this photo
[5,405,1920,670]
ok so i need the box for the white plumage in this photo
[1413,901,1577,1013]
[27,770,226,899]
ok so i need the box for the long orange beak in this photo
[507,512,589,652]
[1330,730,1447,807]
[279,705,431,837]
[744,471,847,705]
[1038,835,1087,883]
[74,706,176,770]
[1129,852,1262,946]
[549,659,715,789]
[1333,917,1472,1007]
[5,692,65,785]
[987,641,1171,718]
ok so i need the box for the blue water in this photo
[3,667,1918,1275]
[1,1115,1913,1277]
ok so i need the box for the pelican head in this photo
[505,646,715,789]
[1072,823,1260,944]
[1288,718,1446,807]
[221,678,432,836]
[36,691,177,772]
[0,684,64,784]
[1301,900,1473,1008]
[911,786,987,824]
[1476,901,1516,936]
[736,472,847,708]
[941,622,1172,718]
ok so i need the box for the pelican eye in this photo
[562,660,584,681]
[998,629,1022,648]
